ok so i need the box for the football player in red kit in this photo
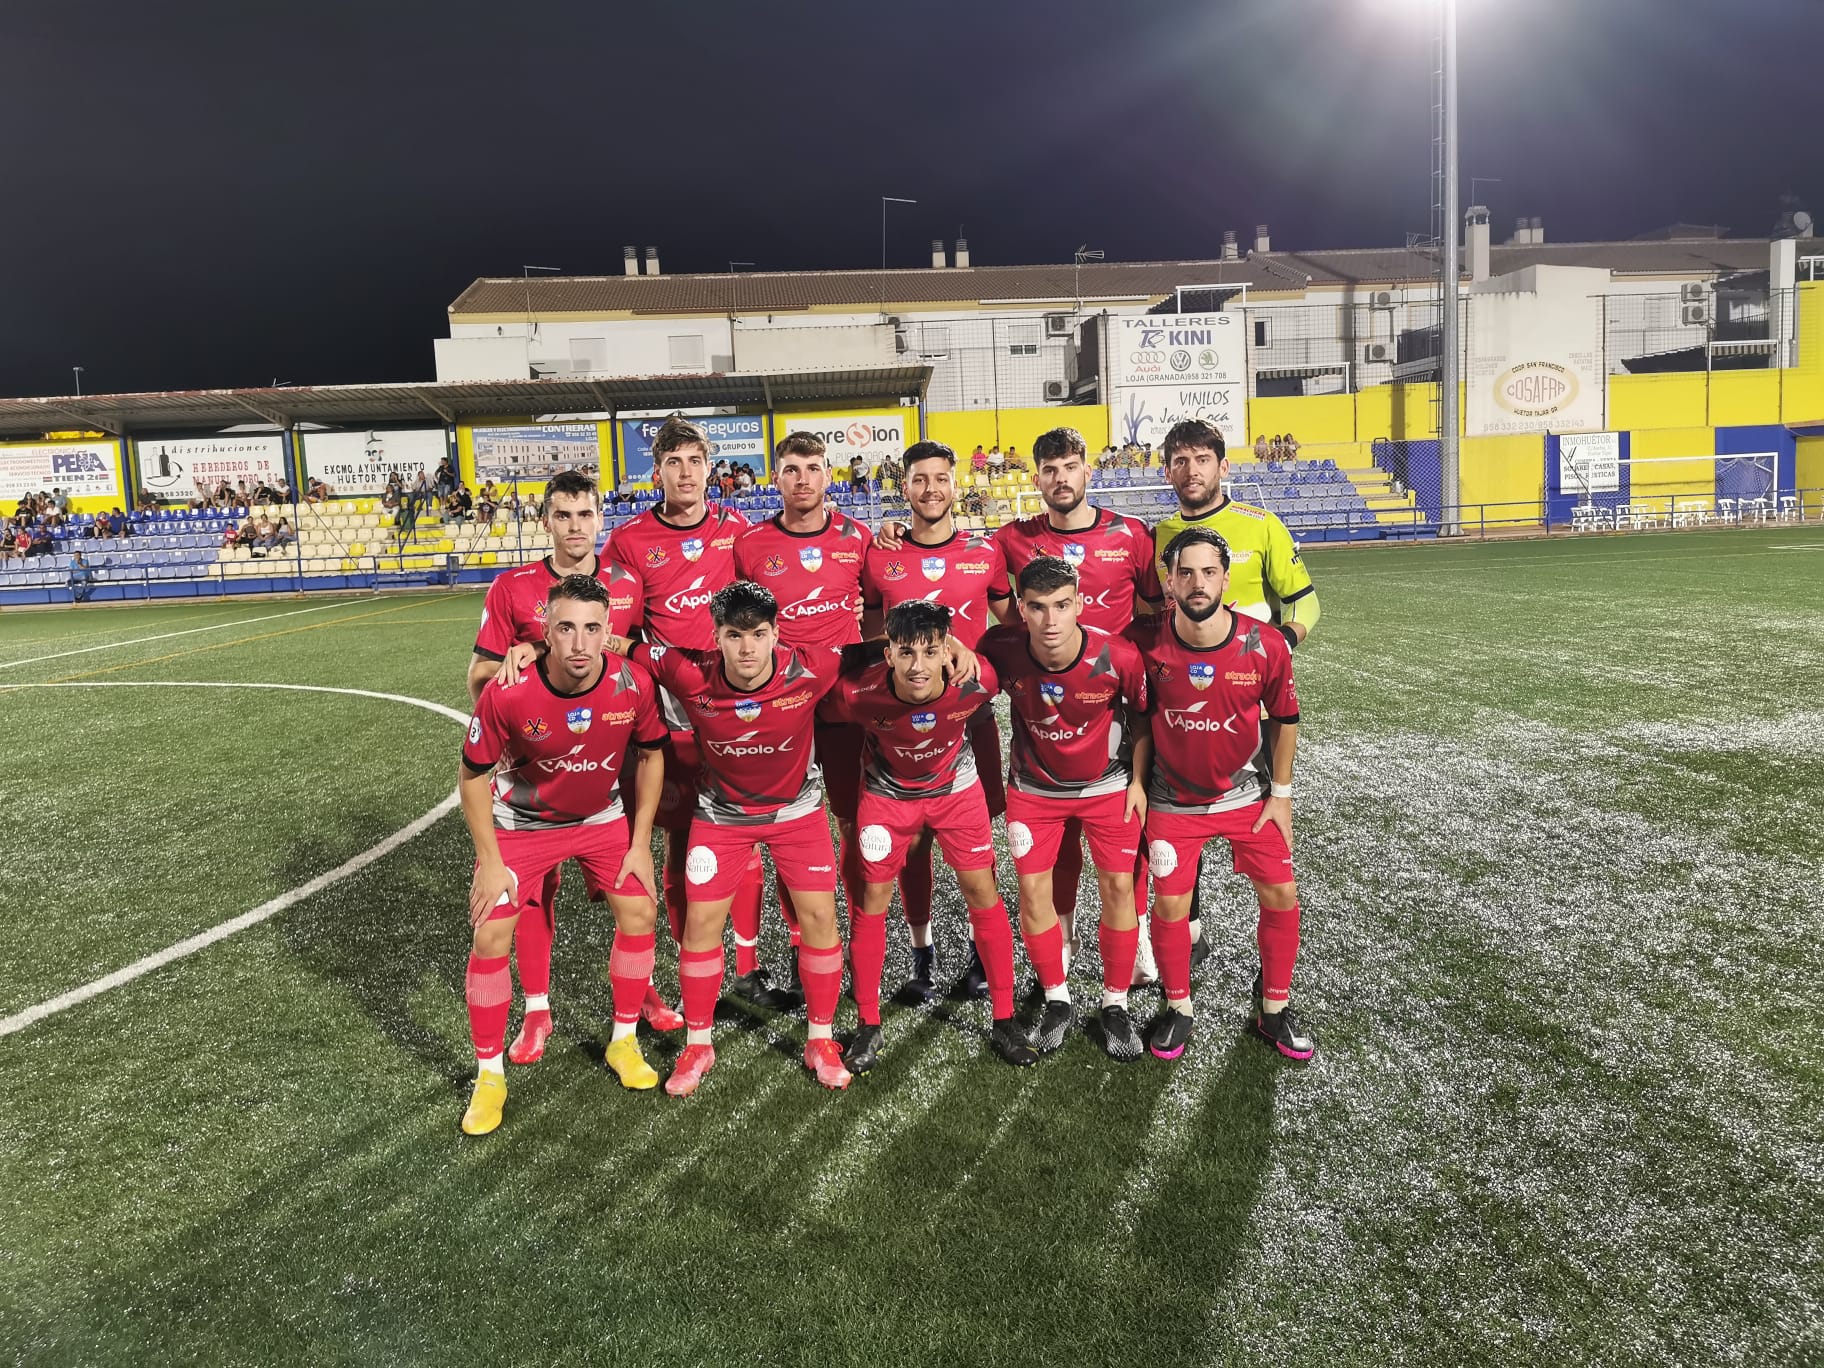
[458,575,669,1135]
[819,600,1037,1071]
[465,468,672,1062]
[979,556,1153,1059]
[732,431,871,1004]
[603,581,852,1096]
[601,417,767,982]
[994,426,1164,986]
[1129,527,1315,1062]
[861,440,1011,999]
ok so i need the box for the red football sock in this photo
[968,901,1017,1019]
[798,942,844,1028]
[1020,919,1067,991]
[511,872,557,998]
[608,930,656,1026]
[849,910,888,1026]
[1258,901,1301,1004]
[662,841,689,944]
[1054,820,1085,924]
[730,859,763,976]
[776,875,803,948]
[1098,922,1139,996]
[899,844,934,929]
[465,953,512,1061]
[1154,914,1193,1004]
[678,946,725,1034]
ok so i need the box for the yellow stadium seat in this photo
[437,539,454,553]
[491,524,506,537]
[482,552,498,567]
[356,500,373,515]
[349,542,365,556]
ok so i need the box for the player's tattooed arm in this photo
[459,761,517,927]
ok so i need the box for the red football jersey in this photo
[978,623,1149,800]
[733,510,873,649]
[1127,613,1299,815]
[862,528,1010,648]
[605,504,748,650]
[634,641,842,826]
[472,555,644,661]
[993,508,1163,633]
[462,656,669,830]
[820,657,998,800]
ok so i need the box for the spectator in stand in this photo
[719,465,738,499]
[253,478,279,503]
[971,444,989,479]
[1282,432,1300,459]
[108,508,128,537]
[476,487,497,525]
[381,477,402,512]
[252,513,275,553]
[848,452,868,490]
[961,485,985,517]
[449,485,474,523]
[276,478,294,503]
[434,456,457,497]
[0,521,18,562]
[1005,445,1023,470]
[1268,435,1286,460]
[272,517,295,550]
[235,478,253,507]
[53,488,70,520]
[987,445,1006,478]
[305,476,331,503]
[222,521,242,552]
[735,464,755,493]
[1254,434,1270,462]
[69,549,93,601]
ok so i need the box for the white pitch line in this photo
[0,601,353,670]
[0,680,468,1039]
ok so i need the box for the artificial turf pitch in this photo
[1,529,1819,1366]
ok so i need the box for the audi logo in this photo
[1130,350,1166,363]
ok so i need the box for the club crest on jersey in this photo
[693,693,716,716]
[911,711,937,733]
[533,600,549,621]
[799,546,823,573]
[521,717,550,739]
[1039,681,1065,705]
[921,556,946,582]
[762,553,787,577]
[566,706,593,734]
[1060,542,1086,567]
[681,537,705,563]
[644,546,668,569]
[882,560,907,582]
[1187,662,1216,691]
[735,698,762,722]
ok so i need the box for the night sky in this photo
[2,0,1816,398]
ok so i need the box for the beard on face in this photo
[1177,593,1222,623]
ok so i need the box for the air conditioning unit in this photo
[1369,290,1394,309]
[1044,313,1073,336]
[1362,342,1391,363]
[1042,380,1069,401]
[894,333,910,354]
[1680,282,1707,303]
[1680,303,1711,327]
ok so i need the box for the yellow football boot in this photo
[460,1069,508,1135]
[604,1035,660,1090]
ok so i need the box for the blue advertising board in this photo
[618,414,769,483]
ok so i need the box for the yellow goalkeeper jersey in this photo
[1151,496,1315,625]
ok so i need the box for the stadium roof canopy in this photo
[0,366,933,441]
[449,239,1778,318]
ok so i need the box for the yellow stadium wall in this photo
[1796,436,1824,492]
[1627,427,1716,506]
[2,438,129,515]
[924,406,1110,457]
[1460,435,1545,515]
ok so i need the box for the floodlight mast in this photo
[1438,0,1461,535]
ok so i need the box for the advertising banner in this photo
[1466,289,1605,436]
[618,414,769,483]
[1109,313,1248,451]
[1556,430,1620,494]
[763,411,908,476]
[0,442,121,501]
[470,423,602,479]
[136,436,285,503]
[302,429,449,496]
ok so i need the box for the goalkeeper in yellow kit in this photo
[1150,418,1321,971]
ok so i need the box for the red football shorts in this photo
[815,718,864,823]
[657,730,700,833]
[854,784,996,883]
[483,819,648,922]
[1145,802,1294,895]
[682,808,837,904]
[1004,787,1140,878]
[967,711,1006,819]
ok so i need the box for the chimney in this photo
[643,247,660,276]
[931,238,947,269]
[1254,223,1271,254]
[622,246,639,277]
[1221,230,1239,261]
[954,237,970,268]
[1529,216,1544,244]
[1512,215,1529,245]
[1465,204,1490,282]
